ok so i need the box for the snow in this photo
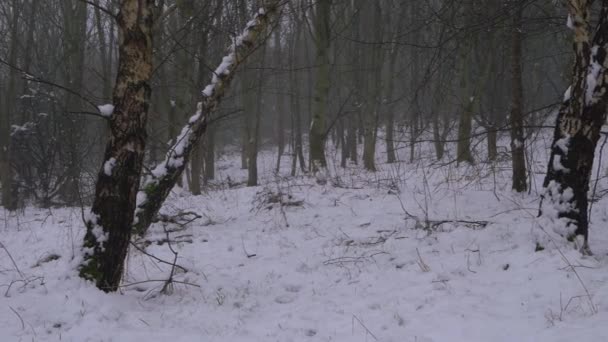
[567,15,574,30]
[555,136,570,154]
[3,126,608,342]
[563,86,571,102]
[10,122,35,136]
[512,138,523,149]
[539,179,578,241]
[188,105,202,124]
[103,158,117,176]
[91,225,108,247]
[552,155,570,173]
[586,46,602,105]
[97,104,114,117]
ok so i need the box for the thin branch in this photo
[79,0,116,18]
[0,56,104,115]
[0,242,23,278]
[9,306,24,330]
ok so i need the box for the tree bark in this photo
[0,0,20,210]
[487,127,497,162]
[79,0,154,292]
[309,0,331,172]
[540,0,608,251]
[59,0,88,205]
[204,123,215,183]
[510,1,527,192]
[248,51,265,187]
[274,29,285,173]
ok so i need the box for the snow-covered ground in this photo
[2,129,608,341]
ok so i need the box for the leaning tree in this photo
[79,0,283,292]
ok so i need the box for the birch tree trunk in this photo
[539,0,608,252]
[133,0,282,236]
[79,0,154,292]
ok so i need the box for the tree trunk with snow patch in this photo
[539,0,608,252]
[79,0,154,292]
[133,0,282,237]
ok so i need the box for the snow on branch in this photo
[132,0,283,235]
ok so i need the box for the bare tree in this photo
[309,0,331,172]
[539,0,608,252]
[509,0,527,192]
[133,0,282,236]
[79,0,155,291]
[0,1,20,210]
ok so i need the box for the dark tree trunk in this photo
[248,57,264,187]
[0,0,19,211]
[60,0,88,205]
[510,1,527,192]
[309,0,331,172]
[79,0,154,292]
[204,123,215,184]
[347,116,358,164]
[540,1,608,251]
[274,30,285,173]
[432,116,445,160]
[487,127,497,162]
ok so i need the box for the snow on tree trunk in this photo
[133,0,282,236]
[79,0,154,292]
[539,0,608,252]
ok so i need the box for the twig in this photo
[0,242,24,278]
[119,279,200,288]
[416,248,431,272]
[241,235,256,258]
[4,276,45,297]
[161,225,180,295]
[9,306,25,330]
[129,241,188,273]
[535,220,597,314]
[352,315,378,341]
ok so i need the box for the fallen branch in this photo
[129,241,188,273]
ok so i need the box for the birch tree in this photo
[133,0,282,236]
[79,0,155,291]
[539,0,608,253]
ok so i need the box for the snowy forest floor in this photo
[2,130,608,342]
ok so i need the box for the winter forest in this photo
[1,0,608,340]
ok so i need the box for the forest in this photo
[1,0,608,341]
